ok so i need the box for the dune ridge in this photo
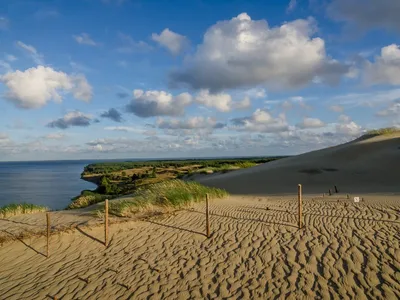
[197,133,400,195]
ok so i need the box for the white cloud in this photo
[230,109,289,133]
[364,44,400,86]
[117,33,152,53]
[170,13,348,92]
[0,60,12,73]
[329,105,344,113]
[104,126,141,132]
[328,0,400,32]
[44,133,66,140]
[376,101,400,117]
[286,0,297,13]
[156,116,224,130]
[329,88,400,108]
[151,28,189,55]
[47,111,94,129]
[126,89,192,117]
[297,117,325,129]
[5,54,17,62]
[0,66,92,109]
[335,121,363,136]
[338,114,351,123]
[195,90,251,112]
[73,33,98,46]
[195,90,232,112]
[16,41,44,65]
[233,96,251,110]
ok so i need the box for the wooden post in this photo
[334,185,338,193]
[46,212,50,258]
[105,199,109,247]
[205,194,210,238]
[298,184,302,229]
[329,189,332,196]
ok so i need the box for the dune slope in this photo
[197,134,400,195]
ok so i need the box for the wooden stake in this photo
[329,189,332,196]
[105,199,109,247]
[205,194,210,238]
[46,212,50,258]
[298,184,302,229]
[334,185,338,193]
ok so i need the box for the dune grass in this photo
[0,203,49,218]
[67,190,116,209]
[99,179,228,217]
[363,127,400,138]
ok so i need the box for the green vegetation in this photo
[363,127,400,138]
[67,190,117,209]
[0,203,48,218]
[70,157,287,210]
[98,180,228,217]
[81,157,285,175]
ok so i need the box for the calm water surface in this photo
[0,160,99,210]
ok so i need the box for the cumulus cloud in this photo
[151,28,189,55]
[117,33,152,53]
[156,116,224,130]
[297,117,325,129]
[195,90,251,112]
[195,90,232,112]
[230,109,289,133]
[335,121,363,136]
[73,33,98,46]
[329,105,344,113]
[47,111,93,129]
[126,89,192,117]
[169,13,348,92]
[364,44,400,86]
[100,108,123,122]
[338,114,351,123]
[328,0,400,32]
[16,41,44,65]
[0,66,92,109]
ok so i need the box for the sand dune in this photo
[197,133,400,195]
[1,134,400,299]
[0,195,399,299]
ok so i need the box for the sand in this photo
[197,133,400,195]
[0,195,399,299]
[1,134,399,299]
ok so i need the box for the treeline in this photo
[82,157,288,175]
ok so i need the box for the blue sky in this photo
[0,0,400,161]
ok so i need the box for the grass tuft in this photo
[67,190,116,209]
[98,179,228,217]
[360,127,400,140]
[0,203,49,218]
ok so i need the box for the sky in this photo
[0,0,400,161]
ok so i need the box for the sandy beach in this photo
[1,134,399,299]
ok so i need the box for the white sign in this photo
[354,197,360,203]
